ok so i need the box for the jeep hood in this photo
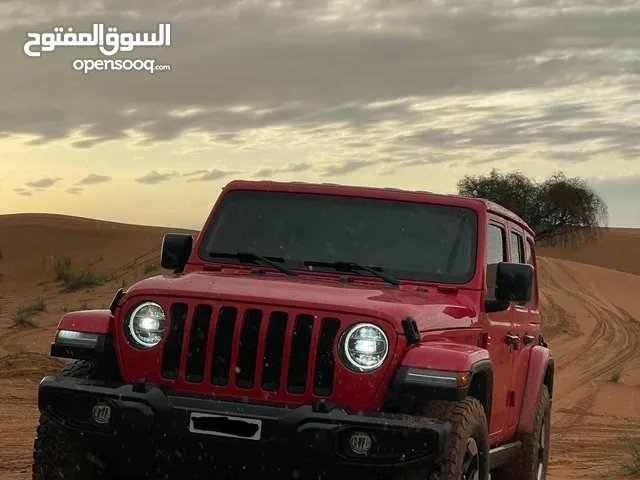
[124,271,479,333]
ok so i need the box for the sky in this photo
[1,0,639,230]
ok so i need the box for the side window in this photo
[486,224,506,300]
[510,231,526,307]
[525,240,538,310]
[510,231,525,264]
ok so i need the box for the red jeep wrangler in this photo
[33,180,553,480]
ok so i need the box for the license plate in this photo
[188,412,262,441]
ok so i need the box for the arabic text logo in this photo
[24,23,171,58]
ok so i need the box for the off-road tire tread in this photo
[396,397,490,480]
[492,385,551,480]
[32,360,120,480]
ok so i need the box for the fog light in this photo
[349,431,372,455]
[91,402,112,426]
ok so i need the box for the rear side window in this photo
[510,231,527,307]
[510,231,524,263]
[486,224,506,300]
[525,240,538,310]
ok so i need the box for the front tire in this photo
[395,397,490,480]
[32,359,120,480]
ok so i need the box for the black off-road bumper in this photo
[38,376,451,478]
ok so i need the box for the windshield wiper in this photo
[209,251,298,276]
[303,260,401,287]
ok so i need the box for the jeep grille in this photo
[161,303,342,397]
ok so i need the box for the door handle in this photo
[523,334,536,345]
[505,334,520,348]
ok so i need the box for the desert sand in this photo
[1,213,639,479]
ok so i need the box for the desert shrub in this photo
[60,271,107,292]
[12,297,46,328]
[53,258,108,292]
[53,258,72,280]
[620,436,640,475]
[610,370,622,384]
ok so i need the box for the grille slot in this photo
[313,318,341,396]
[161,303,188,379]
[261,312,288,391]
[160,302,342,398]
[286,314,314,394]
[236,309,263,389]
[185,305,213,383]
[210,306,237,386]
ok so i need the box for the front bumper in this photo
[38,375,451,477]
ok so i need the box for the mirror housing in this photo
[495,262,534,303]
[160,233,193,272]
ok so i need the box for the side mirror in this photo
[495,262,534,303]
[160,233,193,272]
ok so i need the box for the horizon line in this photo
[0,211,637,232]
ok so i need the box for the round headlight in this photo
[125,301,167,349]
[339,323,389,372]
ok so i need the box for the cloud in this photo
[13,188,32,196]
[0,0,638,180]
[319,159,377,177]
[250,162,311,178]
[13,176,62,196]
[76,173,112,185]
[66,187,83,195]
[24,177,62,189]
[134,170,179,184]
[184,169,239,182]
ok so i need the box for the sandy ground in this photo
[1,214,639,479]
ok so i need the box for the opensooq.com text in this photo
[72,58,171,74]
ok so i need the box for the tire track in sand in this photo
[540,259,640,477]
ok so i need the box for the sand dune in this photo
[538,258,640,478]
[0,214,639,479]
[538,228,640,277]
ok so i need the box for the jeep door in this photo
[506,222,540,433]
[484,217,515,445]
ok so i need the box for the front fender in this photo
[57,309,115,334]
[52,309,116,361]
[518,345,554,433]
[390,341,493,419]
[400,340,490,371]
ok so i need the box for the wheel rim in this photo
[537,418,547,480]
[461,437,480,480]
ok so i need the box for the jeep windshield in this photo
[198,190,478,284]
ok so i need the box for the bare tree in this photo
[457,169,609,246]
